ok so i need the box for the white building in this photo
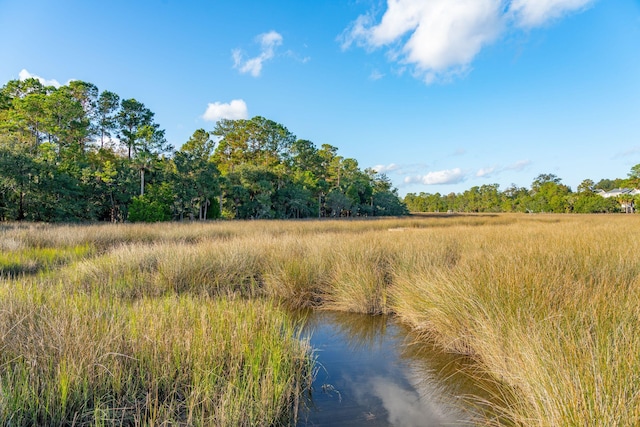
[595,188,640,213]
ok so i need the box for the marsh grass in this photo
[0,244,92,277]
[0,283,312,426]
[390,217,640,426]
[2,215,640,426]
[65,239,266,299]
[324,235,395,314]
[262,235,331,309]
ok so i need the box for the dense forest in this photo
[404,169,640,214]
[0,78,407,222]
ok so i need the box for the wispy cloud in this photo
[202,99,248,122]
[373,163,399,173]
[476,166,497,177]
[369,162,429,176]
[476,159,531,178]
[509,0,596,28]
[19,69,63,88]
[404,167,466,185]
[614,146,640,159]
[233,31,283,77]
[506,159,532,171]
[369,69,385,81]
[369,376,459,425]
[284,49,311,64]
[341,0,597,83]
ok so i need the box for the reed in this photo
[0,281,312,426]
[390,216,640,426]
[0,244,92,277]
[65,238,267,299]
[323,234,395,314]
[261,234,332,309]
[2,214,639,425]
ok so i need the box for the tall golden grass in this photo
[1,214,639,425]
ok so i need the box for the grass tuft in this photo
[2,215,640,425]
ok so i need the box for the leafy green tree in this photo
[238,164,278,219]
[404,192,447,212]
[213,117,298,216]
[213,116,295,173]
[275,181,315,218]
[627,164,640,189]
[577,179,595,193]
[88,151,119,221]
[531,173,562,192]
[572,192,619,213]
[370,172,408,216]
[501,184,531,212]
[594,178,623,191]
[67,80,98,148]
[8,90,48,146]
[478,184,501,212]
[325,189,352,217]
[0,134,38,220]
[345,172,373,215]
[0,75,409,222]
[128,184,173,222]
[134,124,171,196]
[530,174,571,213]
[174,129,220,220]
[117,98,154,159]
[42,86,88,150]
[95,90,120,148]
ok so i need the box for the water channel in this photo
[297,311,494,426]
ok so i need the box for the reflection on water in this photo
[297,311,493,427]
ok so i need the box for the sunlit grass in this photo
[0,244,92,276]
[390,217,640,426]
[1,214,639,425]
[0,282,312,426]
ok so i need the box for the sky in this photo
[1,0,639,196]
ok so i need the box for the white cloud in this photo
[477,160,530,177]
[404,167,465,185]
[369,69,385,81]
[342,0,503,83]
[373,163,399,173]
[342,0,597,83]
[508,0,596,28]
[233,31,283,77]
[476,166,496,177]
[202,99,248,122]
[18,69,62,88]
[506,159,532,171]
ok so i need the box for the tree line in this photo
[404,169,640,214]
[0,78,407,222]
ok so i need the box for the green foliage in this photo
[211,117,406,219]
[128,184,173,222]
[405,169,640,214]
[3,72,637,222]
[128,196,170,222]
[0,76,411,222]
[572,193,620,213]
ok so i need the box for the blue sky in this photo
[1,0,639,195]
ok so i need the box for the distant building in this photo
[595,188,640,213]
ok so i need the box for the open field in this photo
[1,214,639,425]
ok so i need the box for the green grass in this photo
[0,244,92,276]
[0,283,312,426]
[1,215,639,426]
